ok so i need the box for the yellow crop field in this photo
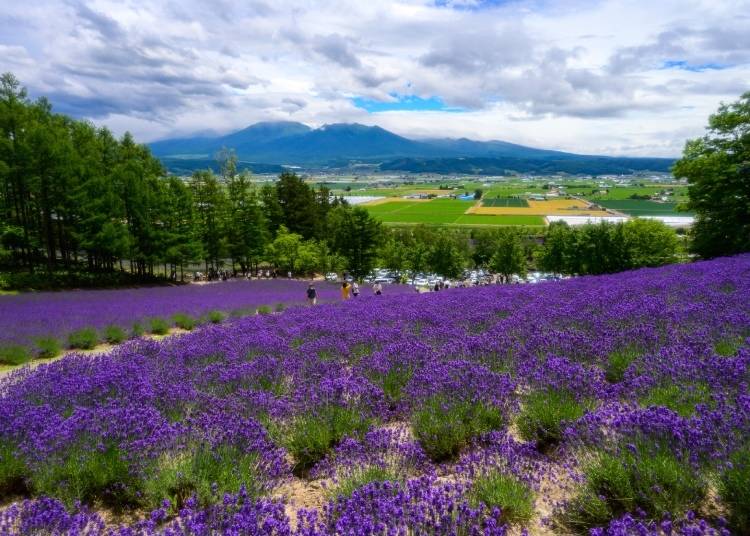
[468,199,611,217]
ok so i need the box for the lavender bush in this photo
[0,255,748,534]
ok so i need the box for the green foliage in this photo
[468,471,535,525]
[516,390,589,450]
[715,336,743,357]
[103,325,127,344]
[563,445,706,532]
[489,228,527,282]
[0,440,29,498]
[32,445,139,508]
[257,305,272,315]
[144,444,261,510]
[719,447,750,534]
[604,347,641,383]
[34,337,61,359]
[370,365,413,407]
[274,303,285,313]
[326,466,399,500]
[131,322,145,338]
[639,383,712,417]
[207,310,225,324]
[673,91,750,258]
[148,317,170,335]
[67,327,98,350]
[172,313,196,331]
[275,405,371,474]
[622,218,679,267]
[411,396,505,462]
[328,206,383,279]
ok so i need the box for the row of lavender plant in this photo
[0,280,415,363]
[1,255,749,534]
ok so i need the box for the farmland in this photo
[595,199,692,216]
[1,255,749,534]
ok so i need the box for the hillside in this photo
[1,256,748,534]
[148,121,675,174]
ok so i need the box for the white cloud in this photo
[0,0,748,156]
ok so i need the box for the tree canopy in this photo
[673,92,750,258]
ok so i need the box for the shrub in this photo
[468,471,535,525]
[326,465,399,500]
[516,389,590,450]
[639,383,712,417]
[257,305,272,315]
[66,328,99,350]
[370,365,413,407]
[604,347,640,383]
[562,445,706,532]
[207,310,225,324]
[149,317,170,335]
[103,325,127,344]
[34,337,62,359]
[172,313,196,331]
[32,445,139,508]
[0,440,29,498]
[131,322,145,337]
[719,447,750,534]
[144,444,261,510]
[411,396,505,462]
[277,405,371,474]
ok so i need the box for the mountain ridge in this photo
[148,121,675,174]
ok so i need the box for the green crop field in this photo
[454,214,545,226]
[481,197,529,207]
[364,199,544,226]
[594,200,691,216]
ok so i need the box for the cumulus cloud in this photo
[0,0,748,156]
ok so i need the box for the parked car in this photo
[325,272,338,282]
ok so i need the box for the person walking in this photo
[306,283,317,305]
[373,282,382,296]
[341,281,351,300]
[352,281,360,298]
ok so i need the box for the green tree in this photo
[190,170,228,272]
[329,206,382,279]
[539,222,575,274]
[275,172,317,239]
[489,228,526,283]
[673,92,750,258]
[622,219,679,267]
[428,230,466,278]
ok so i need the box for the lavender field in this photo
[1,256,749,535]
[0,279,414,352]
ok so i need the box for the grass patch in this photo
[411,396,505,462]
[639,383,712,417]
[67,327,99,350]
[172,313,196,331]
[32,445,139,509]
[719,447,750,534]
[206,310,225,324]
[148,317,170,335]
[144,444,261,510]
[715,336,744,357]
[0,440,30,498]
[604,346,641,383]
[468,471,535,525]
[103,325,127,344]
[274,405,371,474]
[326,465,399,500]
[516,389,590,450]
[257,305,272,315]
[562,445,706,532]
[34,337,61,359]
[372,365,413,407]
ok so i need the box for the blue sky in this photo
[1,0,748,157]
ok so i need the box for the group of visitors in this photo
[306,279,383,305]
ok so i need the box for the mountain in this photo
[149,121,675,173]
